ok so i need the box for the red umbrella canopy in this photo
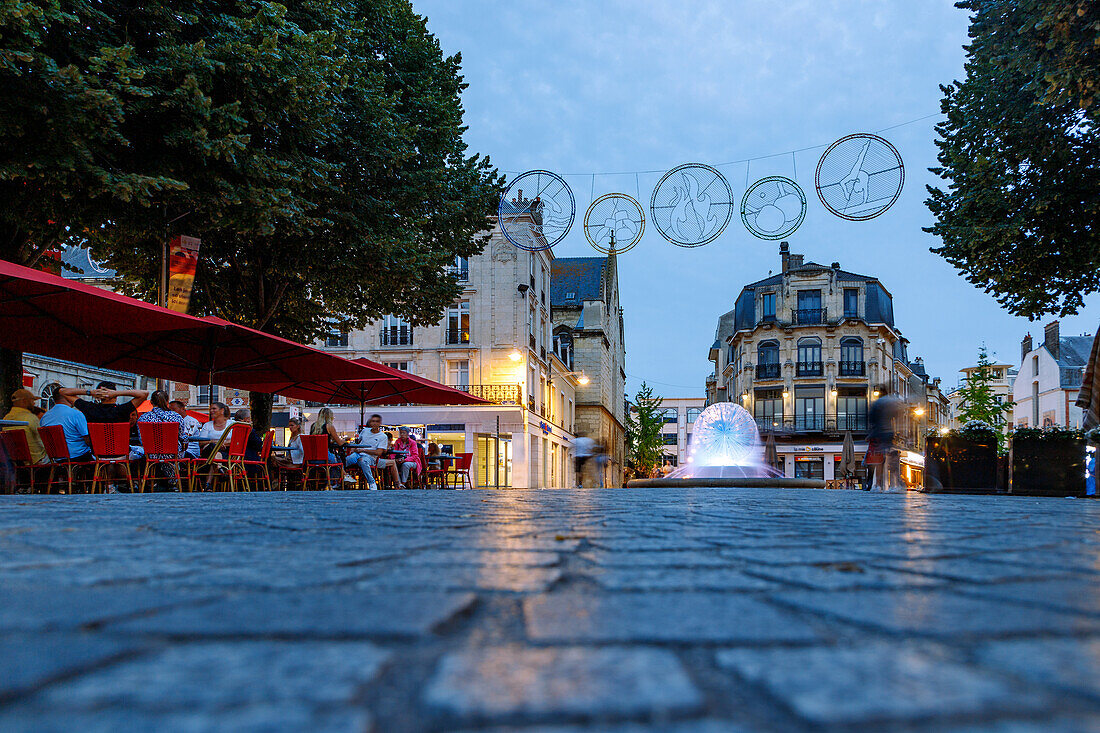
[0,260,376,394]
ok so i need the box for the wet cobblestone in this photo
[1,488,1099,731]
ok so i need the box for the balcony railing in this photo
[445,329,470,345]
[835,414,868,432]
[756,414,869,433]
[838,360,865,376]
[795,308,824,325]
[445,265,469,282]
[453,384,522,404]
[756,363,781,379]
[380,327,413,347]
[796,361,823,376]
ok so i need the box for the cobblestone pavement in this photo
[2,488,1100,732]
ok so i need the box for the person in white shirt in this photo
[169,400,203,458]
[571,434,596,489]
[345,413,402,489]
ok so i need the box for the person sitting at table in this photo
[169,400,202,459]
[137,390,186,490]
[310,407,354,487]
[60,382,148,424]
[393,427,423,487]
[4,388,47,466]
[193,402,235,456]
[39,386,93,463]
[345,413,402,489]
[273,417,304,469]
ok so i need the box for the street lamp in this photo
[563,371,589,385]
[508,349,522,362]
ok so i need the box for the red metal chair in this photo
[2,429,48,493]
[209,423,253,492]
[137,421,188,493]
[241,430,275,491]
[300,434,343,490]
[88,422,134,494]
[39,424,95,494]
[445,452,474,490]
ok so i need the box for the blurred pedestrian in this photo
[867,384,904,491]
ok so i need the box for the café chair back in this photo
[39,424,95,494]
[88,422,134,494]
[241,430,275,491]
[447,452,474,490]
[209,423,253,492]
[2,429,47,492]
[137,421,188,494]
[300,434,342,490]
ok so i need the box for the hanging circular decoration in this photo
[583,193,645,254]
[815,133,904,221]
[649,163,734,248]
[498,170,575,251]
[740,176,806,240]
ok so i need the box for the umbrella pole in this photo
[360,400,364,431]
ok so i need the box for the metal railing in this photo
[445,329,470,345]
[380,327,413,346]
[838,360,865,376]
[795,308,824,325]
[796,361,823,376]
[756,363,781,379]
[453,384,522,404]
[446,265,469,282]
[756,414,869,433]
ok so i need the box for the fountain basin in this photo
[626,477,826,489]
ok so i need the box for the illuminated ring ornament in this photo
[815,133,904,221]
[649,163,734,247]
[583,193,645,254]
[498,170,575,251]
[740,176,806,240]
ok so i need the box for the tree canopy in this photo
[954,345,1014,451]
[925,0,1100,319]
[626,382,665,477]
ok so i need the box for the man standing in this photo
[346,414,402,489]
[3,389,47,465]
[61,382,148,424]
[39,386,92,461]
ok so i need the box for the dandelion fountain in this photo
[627,402,826,489]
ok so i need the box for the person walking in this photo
[867,384,904,492]
[570,433,595,489]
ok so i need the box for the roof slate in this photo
[550,257,606,307]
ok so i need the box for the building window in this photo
[446,302,470,344]
[686,407,703,423]
[663,409,678,424]
[383,361,410,373]
[1031,381,1039,426]
[843,288,859,318]
[795,386,824,430]
[761,291,776,320]
[796,290,823,325]
[380,315,413,346]
[450,256,469,281]
[198,384,220,405]
[837,386,867,431]
[39,382,60,410]
[839,337,865,376]
[1032,354,1039,376]
[755,388,783,429]
[795,457,824,479]
[325,331,348,348]
[447,360,470,387]
[796,337,822,376]
[662,434,678,445]
[756,340,780,379]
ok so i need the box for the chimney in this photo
[1021,332,1032,361]
[1044,320,1060,360]
[789,253,804,270]
[831,262,841,270]
[780,242,790,273]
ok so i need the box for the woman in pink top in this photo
[393,426,423,488]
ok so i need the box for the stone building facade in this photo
[945,360,1016,432]
[1013,321,1091,429]
[707,243,936,486]
[551,256,627,488]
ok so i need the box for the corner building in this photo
[707,243,933,485]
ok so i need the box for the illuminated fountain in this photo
[630,402,822,488]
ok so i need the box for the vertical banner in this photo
[166,235,200,313]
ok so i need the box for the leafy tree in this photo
[925,0,1100,319]
[955,345,1014,451]
[626,382,665,476]
[0,0,502,424]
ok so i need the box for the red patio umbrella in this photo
[0,260,385,397]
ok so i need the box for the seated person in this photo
[345,413,401,489]
[273,417,304,470]
[137,390,186,489]
[233,408,266,470]
[39,386,92,461]
[60,382,148,424]
[4,388,47,465]
[169,400,203,459]
[193,402,235,456]
[393,427,423,486]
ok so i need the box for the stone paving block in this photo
[585,567,780,592]
[0,633,143,700]
[975,638,1100,699]
[458,722,752,733]
[867,557,1081,584]
[716,643,1048,725]
[957,580,1100,617]
[402,549,561,567]
[359,565,562,593]
[939,716,1100,732]
[579,550,734,568]
[525,592,822,643]
[424,646,702,719]
[720,546,876,565]
[588,537,716,551]
[745,562,944,590]
[0,585,214,633]
[111,589,475,638]
[773,589,1100,638]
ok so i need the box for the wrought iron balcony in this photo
[756,363,781,379]
[756,414,869,433]
[795,308,824,325]
[379,327,413,347]
[838,360,865,376]
[796,361,823,376]
[453,384,522,404]
[446,265,470,282]
[445,329,471,345]
[835,414,868,432]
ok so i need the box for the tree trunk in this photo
[0,347,24,416]
[249,391,274,433]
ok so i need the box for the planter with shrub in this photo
[1009,426,1087,496]
[923,421,1000,493]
